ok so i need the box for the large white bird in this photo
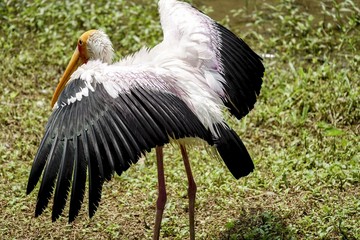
[27,0,264,239]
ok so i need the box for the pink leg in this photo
[180,144,196,240]
[153,146,166,240]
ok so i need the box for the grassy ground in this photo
[1,0,359,239]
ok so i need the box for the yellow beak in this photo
[51,48,84,107]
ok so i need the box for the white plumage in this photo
[27,0,265,239]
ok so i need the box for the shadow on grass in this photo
[218,210,294,240]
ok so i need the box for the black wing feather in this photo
[84,128,103,218]
[87,125,107,180]
[111,100,150,152]
[69,135,87,222]
[125,93,167,144]
[52,139,74,221]
[26,128,52,195]
[98,115,129,172]
[143,89,188,137]
[132,88,177,138]
[216,22,264,119]
[103,111,137,163]
[107,109,144,157]
[27,78,212,222]
[92,121,117,177]
[35,136,61,217]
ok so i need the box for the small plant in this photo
[0,0,358,239]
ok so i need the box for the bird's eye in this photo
[78,39,83,46]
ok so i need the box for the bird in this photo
[26,0,264,239]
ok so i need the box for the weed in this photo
[0,0,359,239]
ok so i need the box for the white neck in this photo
[87,30,114,64]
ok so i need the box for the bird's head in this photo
[51,29,114,107]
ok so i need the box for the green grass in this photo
[1,0,359,239]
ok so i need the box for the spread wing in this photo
[158,0,265,119]
[27,62,212,222]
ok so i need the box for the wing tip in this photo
[214,123,254,179]
[215,22,264,119]
[26,183,35,196]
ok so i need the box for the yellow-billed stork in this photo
[27,0,264,239]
